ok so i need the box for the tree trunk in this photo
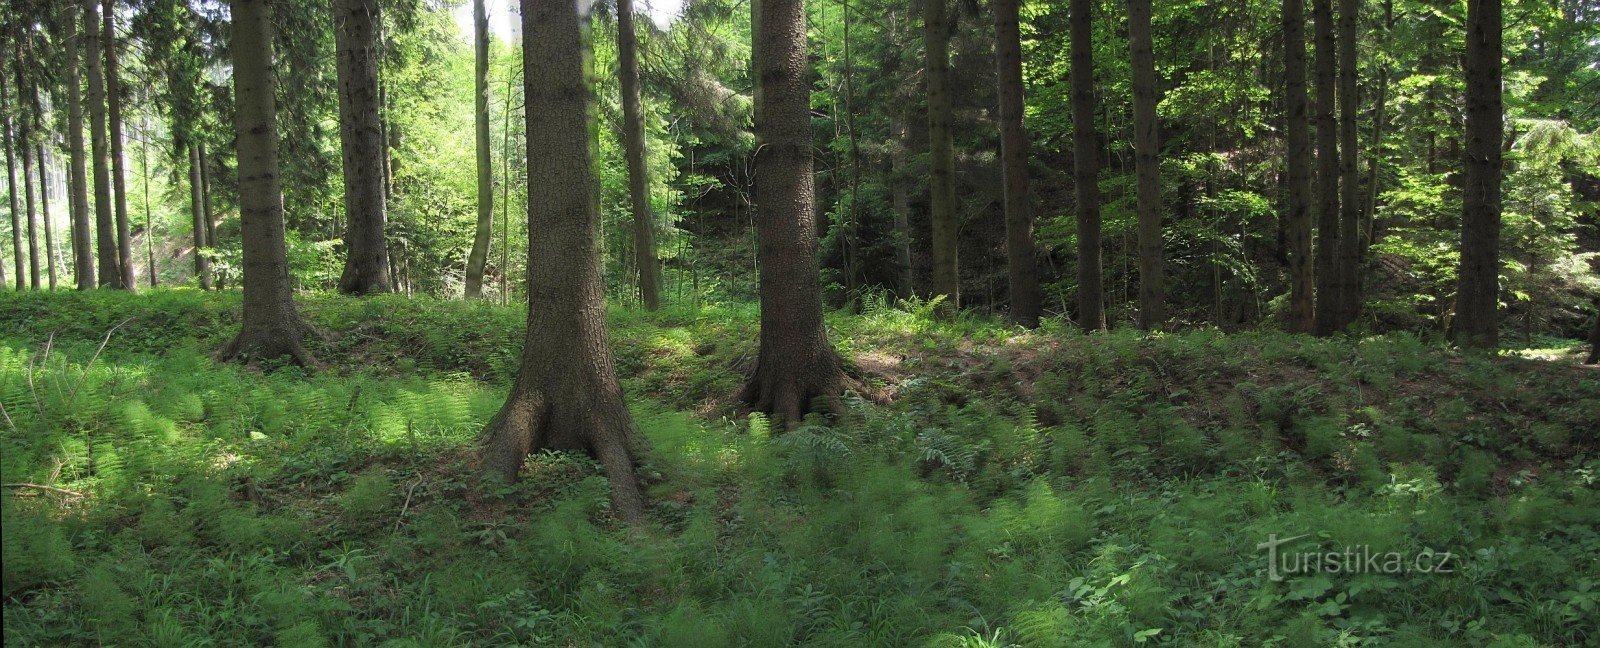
[105,0,136,290]
[1310,0,1340,335]
[924,0,959,312]
[220,0,318,366]
[199,140,216,258]
[189,143,211,289]
[465,0,494,299]
[738,0,852,425]
[65,3,95,290]
[994,0,1040,328]
[1283,0,1314,333]
[37,143,56,290]
[1129,0,1162,330]
[333,0,393,295]
[85,0,119,289]
[1452,0,1501,349]
[2,76,18,290]
[1335,0,1361,327]
[617,0,663,310]
[18,79,39,290]
[1585,307,1599,364]
[476,0,649,524]
[1070,0,1104,330]
[890,108,913,297]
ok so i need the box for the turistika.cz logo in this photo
[1256,533,1457,582]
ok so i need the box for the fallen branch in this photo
[393,477,424,532]
[4,483,85,498]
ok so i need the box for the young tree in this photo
[1335,0,1360,326]
[1283,0,1314,333]
[924,0,959,311]
[220,0,318,365]
[333,0,392,295]
[2,70,20,290]
[1070,0,1104,330]
[17,64,39,290]
[188,143,210,289]
[1452,0,1502,349]
[476,0,648,523]
[994,0,1040,328]
[85,0,120,288]
[1128,0,1162,330]
[104,0,135,290]
[618,0,663,311]
[65,2,94,290]
[1310,0,1339,335]
[739,0,852,423]
[464,0,493,299]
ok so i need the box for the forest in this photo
[1,0,1598,643]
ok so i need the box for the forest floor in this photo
[2,289,1598,646]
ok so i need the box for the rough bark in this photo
[189,142,211,289]
[2,76,18,290]
[1452,0,1502,349]
[334,0,393,295]
[1310,0,1340,335]
[1335,0,1361,327]
[105,0,136,291]
[1129,0,1162,330]
[476,0,648,524]
[65,4,95,290]
[1070,0,1104,330]
[738,0,852,425]
[465,0,494,299]
[1363,0,1392,261]
[85,0,119,288]
[994,0,1040,328]
[220,0,318,366]
[924,0,959,312]
[618,0,663,310]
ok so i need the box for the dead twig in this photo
[393,477,424,533]
[4,483,85,498]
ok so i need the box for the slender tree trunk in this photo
[994,0,1040,328]
[617,0,662,310]
[38,144,56,290]
[198,140,216,253]
[105,0,136,290]
[1363,0,1392,260]
[333,0,393,295]
[1310,0,1340,335]
[18,84,39,290]
[65,4,95,290]
[1070,0,1104,330]
[84,0,120,289]
[189,142,211,289]
[1335,0,1360,326]
[924,0,959,312]
[476,0,648,524]
[465,0,495,299]
[1283,0,1315,333]
[1129,0,1162,330]
[220,0,318,365]
[738,0,852,425]
[2,77,19,290]
[890,108,913,296]
[1585,307,1599,364]
[1452,0,1502,349]
[141,110,155,288]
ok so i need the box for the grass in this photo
[2,288,1598,646]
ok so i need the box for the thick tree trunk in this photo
[1129,0,1162,330]
[85,0,119,289]
[105,0,136,290]
[737,0,852,425]
[2,78,18,290]
[1283,0,1314,333]
[334,0,393,295]
[890,108,913,297]
[476,0,648,524]
[65,4,95,291]
[1452,0,1502,349]
[1310,0,1340,335]
[617,0,663,310]
[1070,0,1104,330]
[189,143,211,289]
[924,0,959,312]
[221,0,318,366]
[1335,0,1361,327]
[994,0,1040,328]
[465,0,494,299]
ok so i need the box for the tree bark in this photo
[1310,0,1340,335]
[738,0,852,425]
[189,143,211,289]
[1362,0,1393,260]
[220,0,318,366]
[1452,0,1502,349]
[924,0,959,312]
[1283,0,1314,333]
[1070,0,1104,330]
[1335,0,1361,327]
[333,0,393,295]
[465,0,494,299]
[2,75,18,290]
[105,0,136,291]
[476,0,649,524]
[17,74,39,290]
[1586,307,1599,364]
[37,143,56,291]
[85,0,119,288]
[1129,0,1162,330]
[994,0,1040,328]
[617,0,663,310]
[65,3,95,290]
